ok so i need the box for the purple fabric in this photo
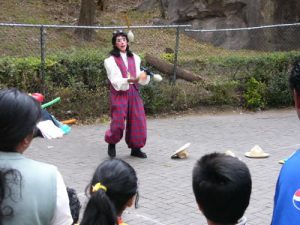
[105,55,147,148]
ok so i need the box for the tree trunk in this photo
[145,53,203,82]
[75,0,96,41]
[158,0,166,19]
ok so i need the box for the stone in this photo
[137,0,300,50]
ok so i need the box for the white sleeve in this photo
[134,54,150,86]
[50,171,73,225]
[104,57,130,91]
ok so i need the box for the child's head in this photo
[192,153,252,225]
[81,159,138,225]
[289,59,300,119]
[289,58,300,94]
[0,88,41,152]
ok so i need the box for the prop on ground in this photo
[278,158,287,164]
[61,118,78,124]
[245,145,270,158]
[279,151,297,164]
[171,142,190,159]
[30,93,76,139]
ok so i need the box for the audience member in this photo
[192,153,252,225]
[271,59,300,225]
[81,158,138,225]
[0,88,72,225]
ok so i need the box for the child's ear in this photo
[197,202,203,212]
[16,133,33,153]
[294,89,300,120]
[126,196,135,207]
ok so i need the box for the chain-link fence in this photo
[176,23,300,81]
[0,23,192,93]
[185,23,300,51]
[1,22,300,92]
[0,25,40,57]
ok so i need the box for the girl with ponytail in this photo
[81,159,138,225]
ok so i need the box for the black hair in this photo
[67,187,81,225]
[0,168,22,225]
[109,30,133,57]
[289,58,300,94]
[81,159,138,225]
[192,153,252,224]
[0,88,41,152]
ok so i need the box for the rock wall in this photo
[139,0,300,50]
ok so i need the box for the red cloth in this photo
[105,55,147,149]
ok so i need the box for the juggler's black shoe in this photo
[108,144,116,158]
[131,148,147,158]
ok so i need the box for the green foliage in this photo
[0,57,42,92]
[0,50,107,91]
[0,50,108,121]
[141,81,208,114]
[1,50,300,121]
[205,80,240,105]
[243,77,267,109]
[266,71,292,107]
[140,82,169,114]
[160,53,174,63]
[207,51,298,81]
[45,86,109,121]
[46,50,107,90]
[204,51,300,109]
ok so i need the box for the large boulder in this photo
[137,0,300,50]
[159,0,250,49]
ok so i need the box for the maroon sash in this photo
[113,55,139,90]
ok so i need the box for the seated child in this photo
[80,159,138,225]
[192,153,252,225]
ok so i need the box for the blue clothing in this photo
[271,149,300,225]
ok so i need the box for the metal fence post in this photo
[172,26,180,85]
[40,25,46,94]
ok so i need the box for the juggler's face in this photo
[115,35,128,53]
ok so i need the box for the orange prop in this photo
[61,118,77,124]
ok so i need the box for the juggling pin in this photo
[141,66,163,82]
[128,30,134,42]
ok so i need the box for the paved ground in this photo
[28,108,300,225]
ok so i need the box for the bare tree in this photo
[75,0,96,41]
[158,0,166,19]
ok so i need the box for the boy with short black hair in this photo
[192,153,252,225]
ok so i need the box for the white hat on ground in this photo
[245,145,269,158]
[171,143,190,159]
